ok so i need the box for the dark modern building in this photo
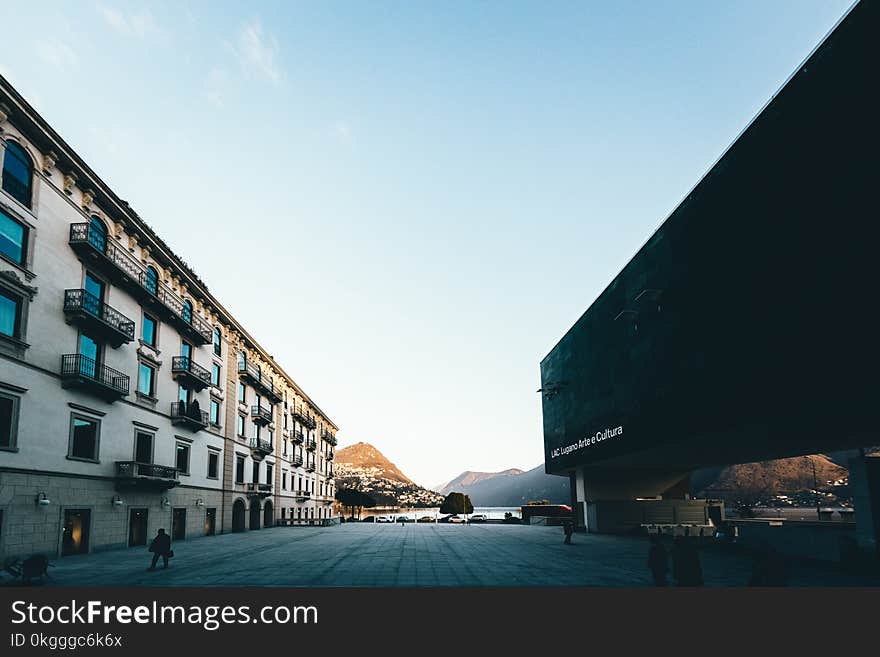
[541,1,879,553]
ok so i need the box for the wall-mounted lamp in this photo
[195,498,205,507]
[112,494,125,507]
[161,497,171,507]
[35,492,51,506]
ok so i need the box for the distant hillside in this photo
[439,469,524,495]
[443,464,570,506]
[693,454,847,501]
[334,442,443,507]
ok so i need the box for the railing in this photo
[116,461,178,482]
[171,356,211,386]
[251,405,273,423]
[61,354,129,396]
[327,451,334,461]
[238,358,281,400]
[293,407,317,429]
[293,431,304,444]
[63,289,135,341]
[251,437,273,454]
[306,438,317,451]
[294,490,311,498]
[247,483,272,495]
[69,222,212,343]
[292,455,304,467]
[170,401,208,427]
[306,462,316,472]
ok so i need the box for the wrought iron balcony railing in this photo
[63,289,135,347]
[170,401,209,430]
[292,407,317,430]
[60,353,129,400]
[292,454,304,467]
[251,437,273,456]
[69,222,212,344]
[305,438,317,451]
[247,483,273,497]
[293,431,304,445]
[306,462,316,473]
[250,404,273,425]
[115,461,179,489]
[294,489,311,499]
[171,356,211,391]
[327,451,334,461]
[237,358,283,402]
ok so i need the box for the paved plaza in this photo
[22,523,879,587]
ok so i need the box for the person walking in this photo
[147,528,172,571]
[647,534,668,586]
[563,519,574,544]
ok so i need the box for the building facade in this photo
[0,76,338,560]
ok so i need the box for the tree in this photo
[336,488,376,520]
[440,492,474,521]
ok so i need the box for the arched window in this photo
[145,266,159,296]
[213,326,222,356]
[88,216,108,253]
[2,142,33,208]
[182,299,193,323]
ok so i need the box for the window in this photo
[175,442,190,474]
[137,362,156,397]
[211,362,220,386]
[210,399,220,426]
[68,414,100,462]
[268,430,274,448]
[0,392,20,450]
[207,451,219,479]
[2,142,33,208]
[142,313,157,347]
[0,289,21,338]
[182,300,193,324]
[238,382,246,404]
[282,472,287,490]
[282,438,287,456]
[88,216,107,253]
[238,351,245,370]
[237,414,245,437]
[134,431,153,464]
[252,461,259,483]
[253,423,260,440]
[283,413,288,429]
[213,327,222,356]
[235,455,245,483]
[145,266,159,296]
[266,463,273,486]
[0,209,27,265]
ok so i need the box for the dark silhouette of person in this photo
[748,543,789,586]
[672,536,704,586]
[148,528,172,570]
[647,535,668,586]
[189,398,201,421]
[563,519,574,544]
[61,524,76,556]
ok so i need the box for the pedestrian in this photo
[563,519,574,544]
[147,528,172,571]
[672,536,703,586]
[647,534,668,586]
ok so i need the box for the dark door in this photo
[61,509,91,556]
[205,508,216,536]
[172,508,186,540]
[249,502,261,530]
[128,508,148,547]
[83,272,105,317]
[232,500,246,532]
[77,333,101,378]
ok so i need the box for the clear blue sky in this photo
[2,1,853,487]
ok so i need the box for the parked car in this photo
[470,514,489,523]
[361,516,376,523]
[375,516,392,523]
[396,516,412,523]
[417,516,436,523]
[440,514,465,523]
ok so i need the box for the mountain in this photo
[692,454,848,502]
[334,442,444,507]
[439,469,524,495]
[441,464,570,506]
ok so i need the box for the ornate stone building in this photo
[0,75,337,560]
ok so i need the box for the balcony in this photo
[250,404,273,425]
[115,461,179,491]
[251,437,273,460]
[292,431,304,445]
[293,407,317,430]
[306,438,317,452]
[327,468,334,479]
[68,222,212,345]
[247,483,273,498]
[171,356,211,392]
[63,289,135,348]
[326,433,337,446]
[327,450,335,461]
[292,454,304,467]
[306,462,316,473]
[60,354,129,401]
[238,358,283,403]
[294,490,311,501]
[170,401,208,431]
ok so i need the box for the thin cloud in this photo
[98,5,156,39]
[231,18,282,83]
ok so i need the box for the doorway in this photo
[128,508,148,547]
[172,508,186,540]
[134,432,153,464]
[205,508,216,536]
[61,509,91,556]
[249,502,261,530]
[232,499,246,532]
[263,501,273,528]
